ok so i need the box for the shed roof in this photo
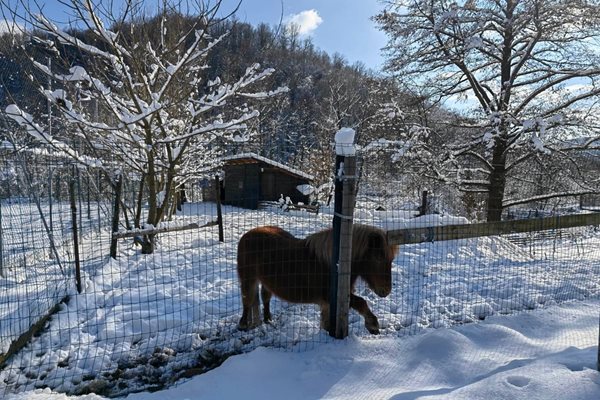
[221,153,314,181]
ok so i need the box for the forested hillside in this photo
[1,8,598,219]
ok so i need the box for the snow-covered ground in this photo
[1,202,599,397]
[0,200,111,356]
[8,301,600,400]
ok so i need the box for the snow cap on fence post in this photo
[335,127,356,156]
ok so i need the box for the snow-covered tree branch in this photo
[3,0,284,252]
[376,0,600,220]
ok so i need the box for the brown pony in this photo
[236,225,398,334]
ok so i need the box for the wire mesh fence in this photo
[0,148,598,397]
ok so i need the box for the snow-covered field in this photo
[0,200,111,356]
[1,202,599,398]
[8,301,600,400]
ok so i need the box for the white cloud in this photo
[285,9,323,36]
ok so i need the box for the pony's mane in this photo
[305,224,396,264]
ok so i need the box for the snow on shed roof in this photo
[220,153,314,181]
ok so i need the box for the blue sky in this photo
[221,0,388,70]
[5,0,387,71]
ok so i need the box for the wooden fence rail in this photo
[112,221,219,240]
[387,212,600,245]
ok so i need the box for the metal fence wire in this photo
[0,147,599,397]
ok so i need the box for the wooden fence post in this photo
[215,175,224,242]
[418,190,428,216]
[335,155,357,339]
[329,155,344,337]
[110,173,123,259]
[0,202,3,278]
[69,168,82,293]
[329,128,358,339]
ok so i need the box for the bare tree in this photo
[2,0,284,252]
[376,0,600,220]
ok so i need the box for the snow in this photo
[1,203,599,398]
[220,153,314,180]
[7,301,600,399]
[380,213,469,230]
[296,184,315,196]
[0,20,25,35]
[335,127,356,156]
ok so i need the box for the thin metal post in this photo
[77,168,83,242]
[215,175,224,242]
[97,170,101,235]
[48,168,53,234]
[69,168,82,293]
[110,174,123,259]
[47,57,52,137]
[86,172,91,220]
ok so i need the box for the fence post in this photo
[329,128,357,339]
[77,168,83,242]
[110,173,123,259]
[97,169,102,235]
[48,168,53,234]
[86,172,91,220]
[215,175,224,242]
[418,190,428,216]
[335,155,357,339]
[69,167,82,293]
[329,155,344,337]
[0,202,3,278]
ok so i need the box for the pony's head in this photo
[351,225,398,297]
[306,225,398,298]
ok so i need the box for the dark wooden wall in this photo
[223,163,261,209]
[261,168,309,204]
[202,161,311,209]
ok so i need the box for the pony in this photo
[236,225,398,334]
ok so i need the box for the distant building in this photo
[203,153,314,209]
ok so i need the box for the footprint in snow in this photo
[506,375,531,388]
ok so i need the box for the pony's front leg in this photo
[350,294,380,334]
[319,303,330,332]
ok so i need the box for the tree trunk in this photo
[487,138,508,222]
[143,160,157,254]
[141,234,155,254]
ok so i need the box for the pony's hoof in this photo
[263,312,272,324]
[238,322,249,331]
[238,318,261,331]
[369,327,380,335]
[366,318,380,334]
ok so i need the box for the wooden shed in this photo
[203,153,314,209]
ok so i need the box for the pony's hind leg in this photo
[260,285,273,323]
[238,278,261,330]
[350,294,380,334]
